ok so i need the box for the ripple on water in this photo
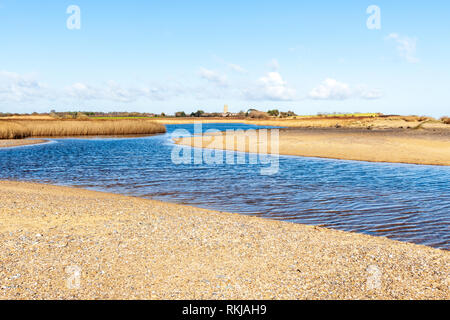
[0,123,449,250]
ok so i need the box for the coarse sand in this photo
[0,181,448,300]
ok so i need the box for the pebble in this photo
[0,181,448,300]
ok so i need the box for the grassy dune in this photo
[157,115,450,130]
[0,119,166,139]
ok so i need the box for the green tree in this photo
[191,110,205,117]
[267,109,280,117]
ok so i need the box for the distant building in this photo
[221,104,231,117]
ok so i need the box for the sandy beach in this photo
[0,181,448,300]
[157,116,450,130]
[0,139,48,148]
[176,127,450,166]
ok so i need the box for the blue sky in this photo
[0,0,449,117]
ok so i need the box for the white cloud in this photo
[66,82,99,100]
[0,68,381,107]
[245,72,295,101]
[138,85,177,101]
[104,81,146,102]
[357,86,383,100]
[212,56,247,74]
[0,71,49,102]
[65,81,174,102]
[309,78,352,100]
[228,63,247,73]
[309,78,382,100]
[199,67,228,87]
[387,33,419,63]
[0,69,188,106]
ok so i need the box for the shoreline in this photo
[0,181,448,300]
[0,119,166,140]
[156,117,450,130]
[0,133,167,149]
[0,139,49,149]
[175,127,450,167]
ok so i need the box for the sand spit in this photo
[176,128,450,166]
[0,181,448,300]
[0,139,48,148]
[157,116,450,130]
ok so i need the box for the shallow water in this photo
[0,123,449,250]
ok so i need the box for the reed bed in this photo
[0,122,32,139]
[0,120,166,139]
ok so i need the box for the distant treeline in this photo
[174,109,298,119]
[49,111,161,119]
[0,109,298,119]
[2,111,447,123]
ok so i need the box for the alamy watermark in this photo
[67,5,81,30]
[366,5,381,30]
[366,265,382,291]
[64,5,381,31]
[171,123,280,176]
[66,265,81,289]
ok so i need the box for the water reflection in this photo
[0,123,449,250]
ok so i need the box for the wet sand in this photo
[0,139,48,148]
[0,181,448,300]
[176,128,450,166]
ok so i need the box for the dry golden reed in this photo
[0,120,166,139]
[0,122,32,139]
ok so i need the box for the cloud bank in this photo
[0,71,49,102]
[0,69,382,108]
[309,78,382,100]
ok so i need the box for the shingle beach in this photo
[0,181,448,300]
